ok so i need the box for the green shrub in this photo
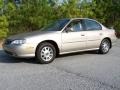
[114,20,120,31]
[0,15,8,39]
[0,0,119,39]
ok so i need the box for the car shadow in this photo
[0,50,37,64]
[0,49,98,64]
[57,50,98,58]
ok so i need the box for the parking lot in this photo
[0,39,120,90]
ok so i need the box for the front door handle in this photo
[81,34,85,36]
[99,33,103,36]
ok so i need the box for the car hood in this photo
[8,31,58,40]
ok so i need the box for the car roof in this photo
[60,18,97,22]
[70,18,101,24]
[70,18,96,21]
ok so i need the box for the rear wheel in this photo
[36,42,56,64]
[99,39,111,54]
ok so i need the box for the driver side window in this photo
[66,20,83,32]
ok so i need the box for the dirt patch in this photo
[0,40,3,48]
[116,31,120,38]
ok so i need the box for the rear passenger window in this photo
[84,20,102,30]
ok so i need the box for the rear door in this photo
[83,19,103,49]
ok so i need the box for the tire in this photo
[36,42,56,64]
[99,39,111,54]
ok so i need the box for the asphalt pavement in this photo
[0,40,120,90]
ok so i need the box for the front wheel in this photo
[36,42,56,64]
[99,39,111,54]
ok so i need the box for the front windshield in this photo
[42,19,70,31]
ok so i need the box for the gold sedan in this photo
[3,18,117,64]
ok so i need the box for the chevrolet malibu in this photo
[3,18,117,64]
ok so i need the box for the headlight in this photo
[11,39,26,45]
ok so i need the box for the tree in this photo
[6,0,57,35]
[0,0,3,9]
[0,0,120,39]
[0,15,8,39]
[92,0,120,30]
[0,0,3,14]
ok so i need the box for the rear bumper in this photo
[3,44,35,58]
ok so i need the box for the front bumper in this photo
[3,44,35,58]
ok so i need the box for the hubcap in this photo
[102,41,110,53]
[41,46,53,61]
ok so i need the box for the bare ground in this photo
[0,40,3,48]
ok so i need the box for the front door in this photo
[61,20,86,53]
